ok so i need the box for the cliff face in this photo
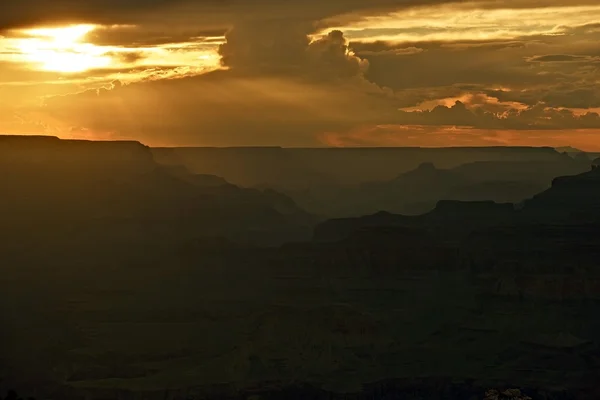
[0,136,155,199]
[296,226,456,277]
[458,164,600,302]
[312,162,600,301]
[313,211,415,243]
[0,136,155,178]
[313,200,516,244]
[459,166,600,301]
[522,167,600,223]
[0,137,158,228]
[229,304,393,386]
[461,224,600,300]
[426,200,515,230]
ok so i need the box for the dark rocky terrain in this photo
[2,137,600,399]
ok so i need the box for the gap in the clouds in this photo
[324,3,600,43]
[0,23,222,83]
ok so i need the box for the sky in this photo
[1,0,600,149]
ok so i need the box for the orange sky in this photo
[321,126,600,151]
[1,1,600,149]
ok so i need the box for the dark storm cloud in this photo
[5,0,600,145]
[485,85,600,109]
[18,7,600,147]
[5,0,597,31]
[0,0,182,29]
[396,101,600,130]
[36,27,395,146]
[353,39,553,89]
[0,0,447,30]
[218,23,369,82]
[348,22,600,110]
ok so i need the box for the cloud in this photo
[217,22,369,83]
[217,21,313,74]
[527,54,599,63]
[37,69,403,146]
[24,16,600,147]
[88,25,225,47]
[3,0,600,148]
[306,30,370,80]
[0,0,437,31]
[27,25,404,146]
[347,21,600,111]
[358,47,424,56]
[35,74,600,149]
[398,100,600,130]
[0,0,187,30]
[6,0,599,32]
[105,50,147,64]
[5,20,398,146]
[485,85,600,109]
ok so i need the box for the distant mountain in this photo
[0,136,315,247]
[312,163,600,300]
[555,146,584,154]
[152,146,570,189]
[288,157,589,217]
[521,164,600,223]
[313,161,600,244]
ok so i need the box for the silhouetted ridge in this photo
[432,199,514,215]
[0,134,60,142]
[522,165,600,222]
[0,136,155,180]
[461,223,600,301]
[279,156,589,218]
[153,146,571,190]
[342,225,434,246]
[313,211,413,242]
[556,145,584,154]
[314,199,516,243]
[393,161,440,180]
[0,136,314,246]
[191,174,230,186]
[418,161,436,169]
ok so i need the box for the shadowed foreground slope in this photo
[1,137,600,399]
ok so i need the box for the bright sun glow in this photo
[16,25,112,73]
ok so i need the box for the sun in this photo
[16,24,112,73]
